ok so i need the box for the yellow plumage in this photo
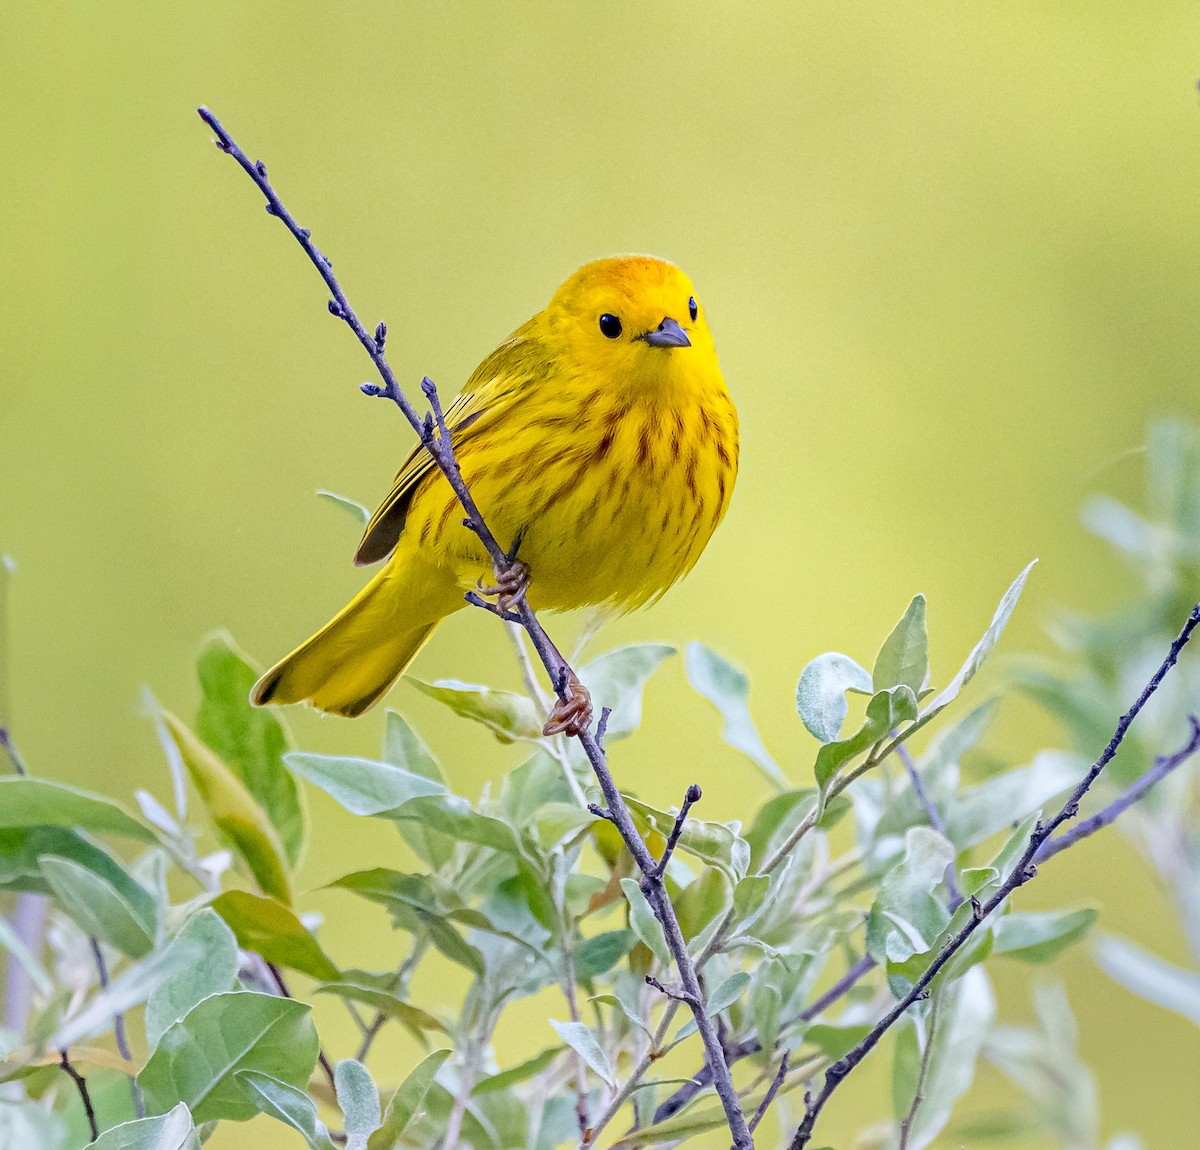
[251,256,738,717]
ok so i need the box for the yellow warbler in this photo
[251,256,738,721]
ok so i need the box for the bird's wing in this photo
[353,334,534,565]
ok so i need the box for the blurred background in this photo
[3,2,1199,1146]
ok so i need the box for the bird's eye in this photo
[598,313,622,339]
[688,296,698,322]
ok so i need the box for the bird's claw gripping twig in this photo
[476,558,531,616]
[543,670,593,738]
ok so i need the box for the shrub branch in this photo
[197,107,752,1150]
[788,602,1200,1149]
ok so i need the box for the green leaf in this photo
[0,914,52,998]
[473,1047,562,1095]
[619,878,671,967]
[608,1102,735,1147]
[685,643,787,788]
[0,778,156,842]
[138,991,319,1123]
[577,644,675,740]
[942,751,1086,850]
[867,827,954,964]
[145,910,239,1047]
[549,1019,614,1085]
[54,923,228,1049]
[407,678,545,742]
[706,971,751,1017]
[732,875,771,924]
[285,751,447,817]
[1081,495,1153,559]
[82,1103,199,1150]
[211,890,340,980]
[796,652,873,743]
[316,976,446,1039]
[873,594,929,694]
[317,489,371,527]
[623,796,750,879]
[336,1059,381,1150]
[382,710,443,784]
[40,855,155,959]
[195,635,307,868]
[806,1022,872,1060]
[926,562,1036,713]
[366,1049,451,1150]
[160,710,292,905]
[894,966,995,1150]
[813,685,919,794]
[1094,935,1200,1026]
[237,1070,336,1150]
[575,930,635,983]
[993,908,1098,964]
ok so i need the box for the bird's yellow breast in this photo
[403,362,738,613]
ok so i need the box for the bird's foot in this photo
[476,559,531,615]
[543,671,593,738]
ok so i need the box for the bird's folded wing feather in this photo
[353,335,534,565]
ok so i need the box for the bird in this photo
[250,255,738,734]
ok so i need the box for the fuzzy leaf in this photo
[138,991,319,1123]
[873,595,929,694]
[40,855,155,959]
[993,908,1097,964]
[407,678,545,742]
[549,1019,614,1085]
[867,827,954,964]
[237,1070,336,1150]
[577,644,675,740]
[82,1103,199,1150]
[1095,935,1200,1026]
[813,685,919,794]
[145,910,239,1047]
[382,710,443,784]
[284,752,446,817]
[796,652,873,743]
[685,643,787,788]
[336,1059,381,1150]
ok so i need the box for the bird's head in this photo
[544,256,719,392]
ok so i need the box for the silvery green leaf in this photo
[336,1059,381,1150]
[813,685,919,795]
[867,827,954,964]
[706,971,751,1018]
[237,1071,336,1150]
[1081,495,1153,558]
[1094,935,1200,1026]
[549,1019,614,1085]
[82,1103,199,1150]
[40,855,155,959]
[873,595,929,694]
[578,644,675,739]
[317,489,371,527]
[407,678,545,743]
[994,908,1097,964]
[367,1049,451,1149]
[285,752,447,817]
[796,653,873,743]
[145,909,239,1047]
[381,710,443,784]
[926,561,1036,713]
[685,643,787,788]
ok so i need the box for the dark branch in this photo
[58,1049,98,1141]
[749,1051,790,1134]
[0,728,27,776]
[645,975,701,1007]
[652,953,877,1125]
[651,784,702,880]
[265,961,337,1095]
[788,602,1200,1150]
[199,107,752,1149]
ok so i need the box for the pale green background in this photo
[3,2,1200,1147]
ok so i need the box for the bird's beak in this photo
[641,317,692,348]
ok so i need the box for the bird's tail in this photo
[250,549,462,718]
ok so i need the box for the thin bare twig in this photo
[1034,714,1200,863]
[653,785,703,879]
[90,938,143,1118]
[895,740,963,910]
[265,960,337,1095]
[748,1052,790,1134]
[199,106,752,1150]
[788,602,1200,1150]
[58,1048,99,1141]
[0,728,26,776]
[355,937,428,1063]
